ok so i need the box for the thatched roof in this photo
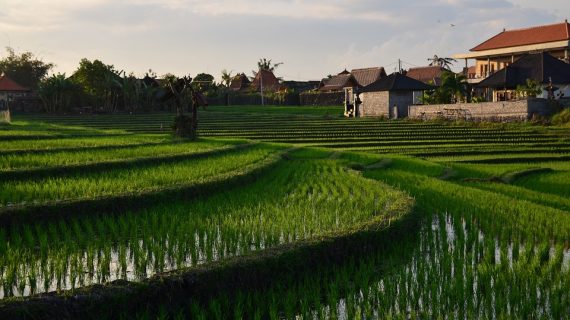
[351,67,387,87]
[361,73,433,92]
[318,74,357,92]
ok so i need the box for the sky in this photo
[0,0,568,82]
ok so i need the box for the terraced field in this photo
[1,106,569,319]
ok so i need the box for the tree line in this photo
[0,47,230,113]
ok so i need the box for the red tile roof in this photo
[471,21,570,51]
[406,66,447,85]
[0,74,29,92]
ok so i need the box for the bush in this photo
[551,108,570,126]
[172,115,195,138]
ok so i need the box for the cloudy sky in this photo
[1,0,567,81]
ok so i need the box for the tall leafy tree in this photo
[71,59,121,112]
[0,47,53,89]
[192,73,215,93]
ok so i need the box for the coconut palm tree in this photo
[221,69,233,88]
[428,55,457,70]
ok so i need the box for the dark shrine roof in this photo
[478,52,570,88]
[361,72,433,92]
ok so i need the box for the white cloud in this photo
[0,0,566,80]
[0,0,110,31]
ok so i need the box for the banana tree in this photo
[166,76,208,139]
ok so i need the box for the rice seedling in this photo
[0,143,280,206]
[0,138,243,171]
[1,111,569,320]
[0,150,411,298]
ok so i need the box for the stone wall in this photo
[360,91,389,117]
[408,99,554,121]
[300,91,344,106]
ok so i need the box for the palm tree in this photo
[257,58,283,71]
[38,74,78,113]
[440,71,468,103]
[252,58,283,76]
[428,55,457,70]
[221,69,233,88]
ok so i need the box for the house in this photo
[318,74,358,92]
[319,67,387,92]
[0,74,31,110]
[405,66,447,86]
[477,52,570,101]
[350,73,432,118]
[351,67,387,87]
[453,20,570,83]
[229,73,251,92]
[250,69,286,92]
[318,67,387,116]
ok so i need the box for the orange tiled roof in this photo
[0,75,29,92]
[406,66,447,85]
[471,21,570,52]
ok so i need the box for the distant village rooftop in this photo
[0,74,29,92]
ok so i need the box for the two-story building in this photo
[453,20,570,84]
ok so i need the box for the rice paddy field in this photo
[0,105,569,319]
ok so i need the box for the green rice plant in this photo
[0,152,411,298]
[0,138,242,171]
[0,143,280,206]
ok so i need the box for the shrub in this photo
[551,108,570,126]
